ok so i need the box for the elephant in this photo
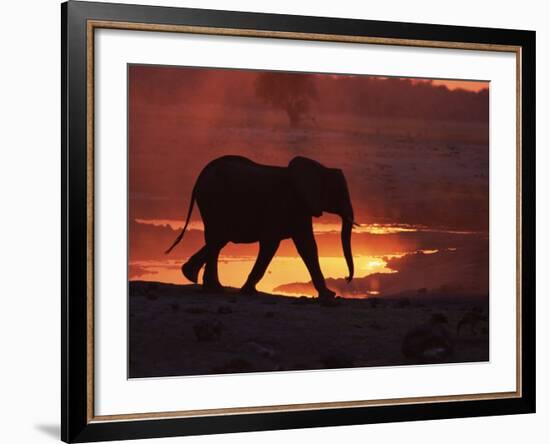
[165,155,356,300]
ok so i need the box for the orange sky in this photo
[128,65,489,297]
[413,79,488,92]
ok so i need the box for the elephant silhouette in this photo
[165,155,355,299]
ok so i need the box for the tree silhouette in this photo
[255,72,318,127]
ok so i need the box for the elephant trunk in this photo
[341,217,354,282]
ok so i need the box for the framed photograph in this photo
[62,1,535,442]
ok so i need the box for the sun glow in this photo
[130,253,396,295]
[366,258,386,269]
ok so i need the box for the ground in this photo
[128,281,489,378]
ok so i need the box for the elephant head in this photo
[288,156,355,282]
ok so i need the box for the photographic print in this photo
[128,65,490,378]
[63,4,535,440]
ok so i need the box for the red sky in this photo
[128,65,489,296]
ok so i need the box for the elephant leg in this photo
[292,229,335,299]
[241,239,280,294]
[181,246,207,283]
[202,241,226,292]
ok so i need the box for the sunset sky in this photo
[128,65,489,297]
[413,79,487,92]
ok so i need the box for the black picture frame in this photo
[62,1,536,442]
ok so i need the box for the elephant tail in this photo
[164,187,196,254]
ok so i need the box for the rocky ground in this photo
[128,281,489,378]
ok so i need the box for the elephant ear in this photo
[288,156,324,217]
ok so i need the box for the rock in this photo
[290,362,308,370]
[193,319,223,342]
[394,297,411,308]
[245,341,277,359]
[319,297,342,307]
[145,290,158,301]
[264,311,275,319]
[292,296,314,305]
[185,307,209,315]
[212,357,253,373]
[401,314,454,362]
[369,297,382,308]
[368,321,385,330]
[457,307,488,336]
[320,351,355,368]
[262,299,278,305]
[217,305,233,314]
